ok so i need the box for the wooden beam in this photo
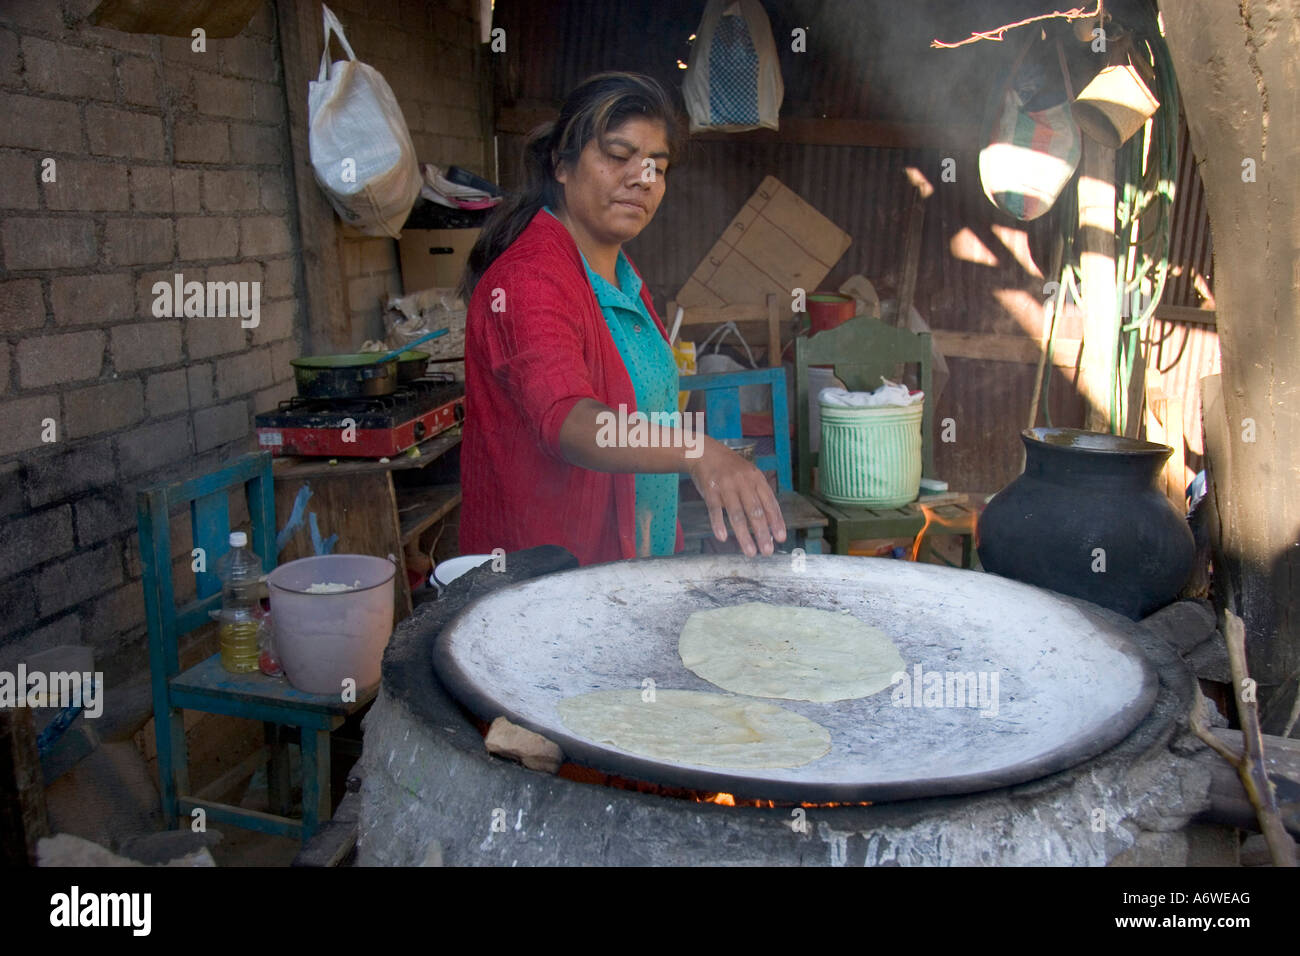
[1154,304,1217,327]
[496,103,981,152]
[932,330,1082,367]
[275,0,349,353]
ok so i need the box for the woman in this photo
[458,72,785,566]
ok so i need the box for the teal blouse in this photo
[543,206,679,556]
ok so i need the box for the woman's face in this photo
[554,116,669,247]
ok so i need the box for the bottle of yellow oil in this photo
[215,531,263,673]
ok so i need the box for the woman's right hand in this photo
[686,436,788,558]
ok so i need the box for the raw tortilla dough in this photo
[679,602,905,702]
[556,689,830,770]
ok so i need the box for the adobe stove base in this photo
[357,548,1216,867]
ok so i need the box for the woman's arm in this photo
[558,398,787,558]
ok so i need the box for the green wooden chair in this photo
[137,451,372,843]
[795,315,942,555]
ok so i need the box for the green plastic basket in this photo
[818,401,923,507]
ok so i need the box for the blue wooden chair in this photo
[137,451,370,842]
[677,367,827,553]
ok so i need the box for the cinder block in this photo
[174,119,230,164]
[86,105,165,160]
[24,439,117,507]
[145,368,189,418]
[0,461,22,517]
[0,394,60,456]
[36,545,124,617]
[73,494,136,547]
[0,93,82,151]
[189,73,256,120]
[118,56,159,107]
[228,122,280,165]
[0,30,17,87]
[252,81,285,125]
[201,169,259,212]
[171,168,203,212]
[214,350,272,400]
[2,218,96,270]
[63,379,145,438]
[186,363,214,407]
[0,279,44,333]
[0,1,67,35]
[136,268,199,317]
[0,152,39,209]
[21,36,115,100]
[193,399,249,452]
[0,577,36,638]
[270,340,298,382]
[17,330,105,388]
[251,297,296,346]
[186,316,247,359]
[105,218,174,266]
[43,159,130,211]
[177,216,238,261]
[116,416,193,477]
[360,238,398,275]
[0,506,74,581]
[263,257,296,298]
[220,36,277,81]
[129,166,173,213]
[112,320,183,372]
[52,272,134,327]
[258,170,287,214]
[239,215,292,257]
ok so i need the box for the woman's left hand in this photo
[686,437,788,557]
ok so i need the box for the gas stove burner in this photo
[255,380,465,458]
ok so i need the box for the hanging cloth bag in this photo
[682,0,784,133]
[979,38,1081,221]
[309,4,421,237]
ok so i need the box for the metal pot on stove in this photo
[291,353,399,399]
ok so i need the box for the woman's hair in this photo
[457,71,684,301]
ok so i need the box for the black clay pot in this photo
[977,428,1195,619]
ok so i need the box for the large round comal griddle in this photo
[433,555,1158,803]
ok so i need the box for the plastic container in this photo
[266,554,395,695]
[215,531,264,674]
[818,401,923,507]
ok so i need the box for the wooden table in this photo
[272,428,462,620]
[679,490,828,554]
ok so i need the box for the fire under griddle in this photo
[432,555,1159,804]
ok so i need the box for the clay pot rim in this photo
[1022,427,1172,457]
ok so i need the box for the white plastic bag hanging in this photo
[308,4,421,237]
[682,0,784,133]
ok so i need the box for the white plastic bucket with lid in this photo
[818,400,923,508]
[266,554,395,695]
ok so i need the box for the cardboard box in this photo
[675,176,850,313]
[398,228,480,295]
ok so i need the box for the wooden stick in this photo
[931,4,1101,49]
[1190,612,1297,866]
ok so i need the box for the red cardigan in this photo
[459,209,684,566]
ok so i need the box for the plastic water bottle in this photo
[216,531,263,673]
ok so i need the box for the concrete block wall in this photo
[331,0,488,342]
[0,0,490,689]
[0,0,303,681]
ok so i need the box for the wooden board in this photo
[273,471,411,619]
[674,176,850,313]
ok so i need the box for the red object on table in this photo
[807,292,856,334]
